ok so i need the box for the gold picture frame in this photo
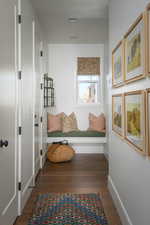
[124,90,146,154]
[146,89,150,156]
[112,41,124,87]
[112,94,124,137]
[146,4,150,75]
[124,14,146,83]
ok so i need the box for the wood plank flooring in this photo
[14,154,122,225]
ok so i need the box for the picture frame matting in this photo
[112,40,125,88]
[124,14,146,83]
[146,4,150,75]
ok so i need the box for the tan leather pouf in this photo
[47,144,75,163]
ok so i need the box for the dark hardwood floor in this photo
[14,154,122,225]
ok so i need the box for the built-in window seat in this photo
[47,130,107,144]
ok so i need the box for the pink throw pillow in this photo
[47,113,64,132]
[88,113,105,132]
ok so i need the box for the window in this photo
[76,57,101,105]
[77,75,100,104]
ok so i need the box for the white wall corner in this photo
[104,152,109,161]
[108,176,133,225]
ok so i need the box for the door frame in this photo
[39,41,44,169]
[32,20,36,186]
[17,0,22,215]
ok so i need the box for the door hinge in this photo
[40,150,43,156]
[18,71,22,80]
[18,126,22,135]
[40,51,43,57]
[40,117,43,123]
[18,14,22,24]
[18,182,21,191]
[40,83,43,89]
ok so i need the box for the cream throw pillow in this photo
[88,113,105,132]
[62,112,78,133]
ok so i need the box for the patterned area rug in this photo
[28,193,108,225]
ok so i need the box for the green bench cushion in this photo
[48,130,106,137]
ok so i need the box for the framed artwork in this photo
[146,4,150,74]
[112,94,124,136]
[124,91,146,154]
[124,14,146,83]
[112,41,124,87]
[146,89,150,155]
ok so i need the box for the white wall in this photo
[48,44,105,130]
[108,1,150,225]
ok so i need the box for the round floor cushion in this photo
[47,144,75,163]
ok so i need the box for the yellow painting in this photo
[112,95,123,136]
[112,41,124,86]
[114,56,122,80]
[125,92,145,153]
[114,111,122,128]
[127,103,141,137]
[127,33,141,73]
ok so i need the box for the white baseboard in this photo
[46,142,104,154]
[47,137,107,144]
[108,176,133,225]
[72,143,104,153]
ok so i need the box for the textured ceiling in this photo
[31,0,109,43]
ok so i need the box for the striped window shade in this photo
[77,57,100,75]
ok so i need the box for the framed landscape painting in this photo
[146,89,150,155]
[112,94,123,136]
[146,4,150,75]
[124,14,146,83]
[112,41,124,87]
[124,91,146,154]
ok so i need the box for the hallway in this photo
[1,0,150,224]
[14,154,122,225]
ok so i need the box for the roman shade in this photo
[77,57,100,75]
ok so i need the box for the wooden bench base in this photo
[47,137,107,144]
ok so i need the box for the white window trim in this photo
[75,75,102,106]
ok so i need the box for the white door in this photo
[19,0,34,211]
[0,0,18,225]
